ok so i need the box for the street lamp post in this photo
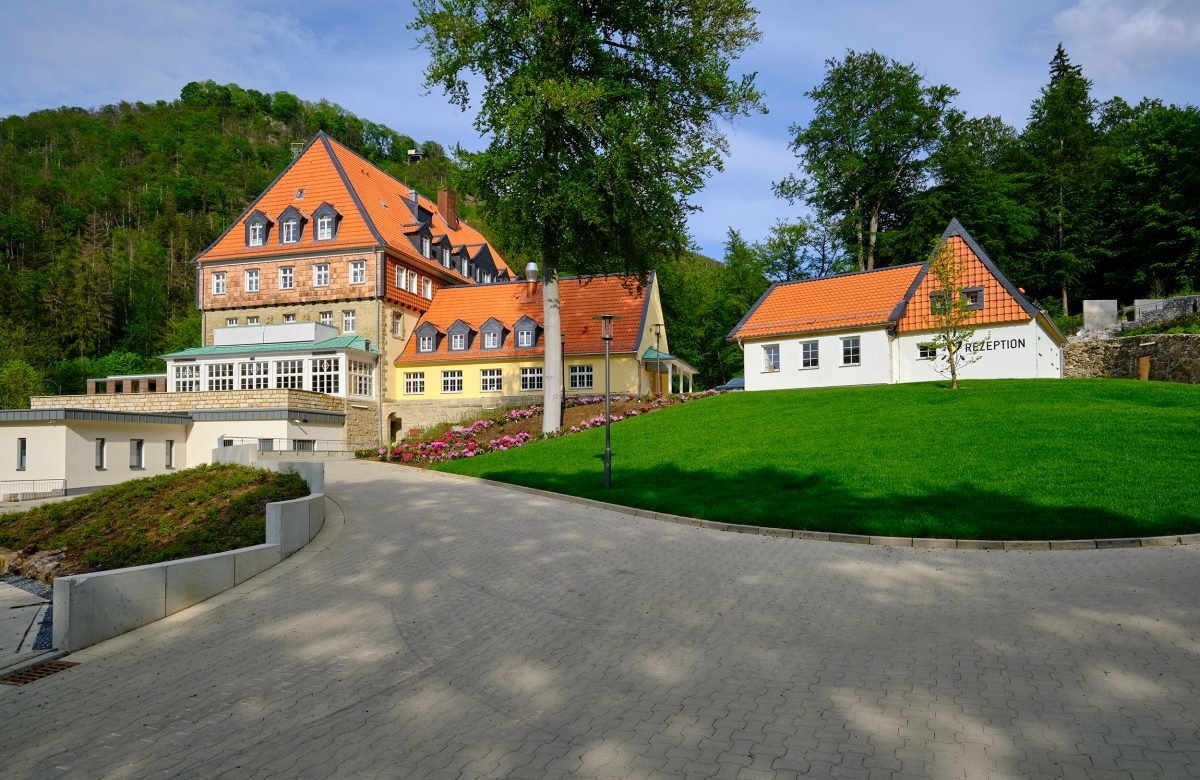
[594,314,620,489]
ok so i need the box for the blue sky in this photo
[3,0,1199,259]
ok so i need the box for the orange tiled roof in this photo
[194,132,508,280]
[397,274,651,364]
[730,220,1047,341]
[729,265,923,340]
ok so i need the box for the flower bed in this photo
[370,390,723,466]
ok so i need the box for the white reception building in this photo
[728,221,1065,391]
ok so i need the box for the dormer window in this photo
[312,202,340,242]
[484,331,499,349]
[244,210,271,247]
[421,235,431,257]
[517,329,533,348]
[441,246,451,266]
[418,334,434,352]
[450,333,466,350]
[281,218,299,243]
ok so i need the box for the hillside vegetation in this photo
[0,463,308,579]
[436,380,1200,540]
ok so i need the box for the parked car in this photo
[714,377,745,391]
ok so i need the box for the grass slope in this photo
[436,380,1200,540]
[0,464,308,575]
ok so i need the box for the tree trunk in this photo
[853,194,864,271]
[541,267,563,433]
[1061,283,1068,316]
[867,209,879,271]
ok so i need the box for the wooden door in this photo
[1138,356,1151,381]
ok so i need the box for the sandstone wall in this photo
[1065,334,1200,384]
[30,389,345,414]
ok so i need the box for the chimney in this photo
[438,188,459,230]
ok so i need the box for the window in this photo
[165,440,174,469]
[421,235,431,257]
[349,359,374,398]
[240,360,269,390]
[418,334,434,352]
[311,357,340,394]
[281,218,299,243]
[483,330,499,349]
[569,365,594,389]
[441,246,451,266]
[521,367,543,391]
[396,267,408,291]
[226,317,239,327]
[801,341,819,369]
[174,364,200,392]
[450,332,466,350]
[247,316,259,326]
[392,315,404,338]
[404,371,425,394]
[130,439,144,469]
[930,292,950,315]
[316,214,333,240]
[95,438,106,469]
[279,266,294,290]
[275,359,303,389]
[283,313,296,323]
[763,344,780,373]
[421,277,433,299]
[313,263,329,287]
[517,329,533,348]
[16,438,27,471]
[350,260,366,285]
[319,311,332,326]
[842,336,861,366]
[963,288,984,311]
[207,363,235,391]
[212,272,226,295]
[343,310,356,333]
[481,368,503,392]
[248,222,264,247]
[919,343,938,360]
[409,271,418,295]
[245,269,260,292]
[442,370,463,393]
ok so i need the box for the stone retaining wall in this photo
[1065,333,1200,384]
[30,389,344,414]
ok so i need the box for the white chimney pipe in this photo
[524,262,539,282]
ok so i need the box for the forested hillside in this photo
[0,80,462,396]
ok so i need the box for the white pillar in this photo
[667,363,673,394]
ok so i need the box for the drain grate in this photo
[0,660,78,686]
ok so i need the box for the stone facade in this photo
[1064,333,1200,384]
[384,395,544,438]
[30,389,345,414]
[200,251,379,311]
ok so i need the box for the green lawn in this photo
[435,379,1200,540]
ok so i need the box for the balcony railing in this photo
[0,479,67,502]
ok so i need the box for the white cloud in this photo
[1055,0,1200,81]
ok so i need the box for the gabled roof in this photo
[397,274,652,364]
[729,220,1055,342]
[193,132,509,280]
[728,264,924,341]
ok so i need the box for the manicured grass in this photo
[435,380,1200,540]
[0,464,309,577]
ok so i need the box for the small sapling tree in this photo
[925,240,980,389]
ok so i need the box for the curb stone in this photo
[410,465,1200,553]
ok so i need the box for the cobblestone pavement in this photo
[2,459,1199,779]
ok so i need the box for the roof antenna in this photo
[290,141,304,160]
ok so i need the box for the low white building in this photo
[728,221,1065,391]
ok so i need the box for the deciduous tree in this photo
[925,240,979,390]
[413,0,765,431]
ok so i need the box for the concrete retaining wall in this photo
[52,465,325,652]
[211,446,325,494]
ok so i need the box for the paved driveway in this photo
[1,459,1198,779]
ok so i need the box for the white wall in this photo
[0,424,66,483]
[896,320,1045,383]
[743,328,893,392]
[1035,319,1063,378]
[62,421,191,491]
[186,419,344,465]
